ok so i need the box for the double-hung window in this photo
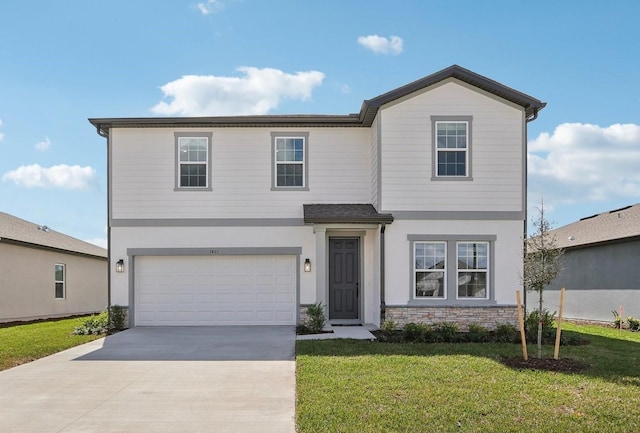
[457,242,489,299]
[409,235,494,303]
[271,132,309,190]
[175,132,212,190]
[414,242,446,298]
[55,264,65,299]
[431,116,472,179]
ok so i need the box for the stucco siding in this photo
[0,243,107,322]
[111,127,371,220]
[544,239,640,322]
[384,219,523,307]
[379,80,524,212]
[110,225,384,325]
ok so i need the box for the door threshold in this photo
[329,319,362,326]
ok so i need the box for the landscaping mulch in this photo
[500,356,590,373]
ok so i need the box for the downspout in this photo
[522,106,540,314]
[380,223,386,324]
[97,124,112,315]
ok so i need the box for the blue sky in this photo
[1,0,639,247]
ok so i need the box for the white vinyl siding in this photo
[111,128,371,219]
[379,80,524,212]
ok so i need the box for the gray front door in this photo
[329,238,360,320]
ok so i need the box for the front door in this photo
[329,238,360,320]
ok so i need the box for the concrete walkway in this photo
[296,324,378,340]
[0,326,296,433]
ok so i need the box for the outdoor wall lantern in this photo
[115,259,125,273]
[304,258,312,272]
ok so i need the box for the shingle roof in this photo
[0,212,107,258]
[303,204,393,224]
[548,204,640,249]
[89,65,545,135]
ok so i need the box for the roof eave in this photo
[89,114,363,136]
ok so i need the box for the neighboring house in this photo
[544,204,640,323]
[0,212,108,323]
[89,65,545,329]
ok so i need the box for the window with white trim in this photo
[431,116,473,180]
[414,242,446,298]
[408,234,495,304]
[436,121,468,176]
[271,132,309,190]
[175,132,212,190]
[457,242,489,299]
[55,264,65,299]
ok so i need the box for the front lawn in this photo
[0,317,103,371]
[296,323,640,432]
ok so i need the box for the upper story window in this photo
[431,116,473,180]
[55,264,65,299]
[175,132,213,191]
[271,132,309,191]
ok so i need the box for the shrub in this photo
[612,310,624,329]
[379,319,402,342]
[466,324,489,343]
[108,305,127,332]
[525,309,556,343]
[432,322,460,343]
[493,323,519,343]
[627,316,640,332]
[402,322,432,343]
[304,302,326,334]
[73,311,108,335]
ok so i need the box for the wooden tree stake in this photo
[554,288,566,360]
[516,290,528,361]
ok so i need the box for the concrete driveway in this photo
[0,326,296,433]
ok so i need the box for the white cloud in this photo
[2,164,97,190]
[528,123,640,204]
[151,67,325,116]
[357,35,404,55]
[197,0,224,15]
[35,136,51,152]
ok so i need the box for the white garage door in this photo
[134,255,297,326]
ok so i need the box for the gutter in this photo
[522,103,545,314]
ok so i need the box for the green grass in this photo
[296,323,640,432]
[0,317,103,371]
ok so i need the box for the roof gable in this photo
[0,212,107,258]
[358,65,545,125]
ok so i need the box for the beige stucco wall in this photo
[0,243,107,322]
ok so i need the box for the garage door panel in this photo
[135,255,297,326]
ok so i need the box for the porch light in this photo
[115,259,125,273]
[304,258,311,272]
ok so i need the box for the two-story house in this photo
[90,65,544,329]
